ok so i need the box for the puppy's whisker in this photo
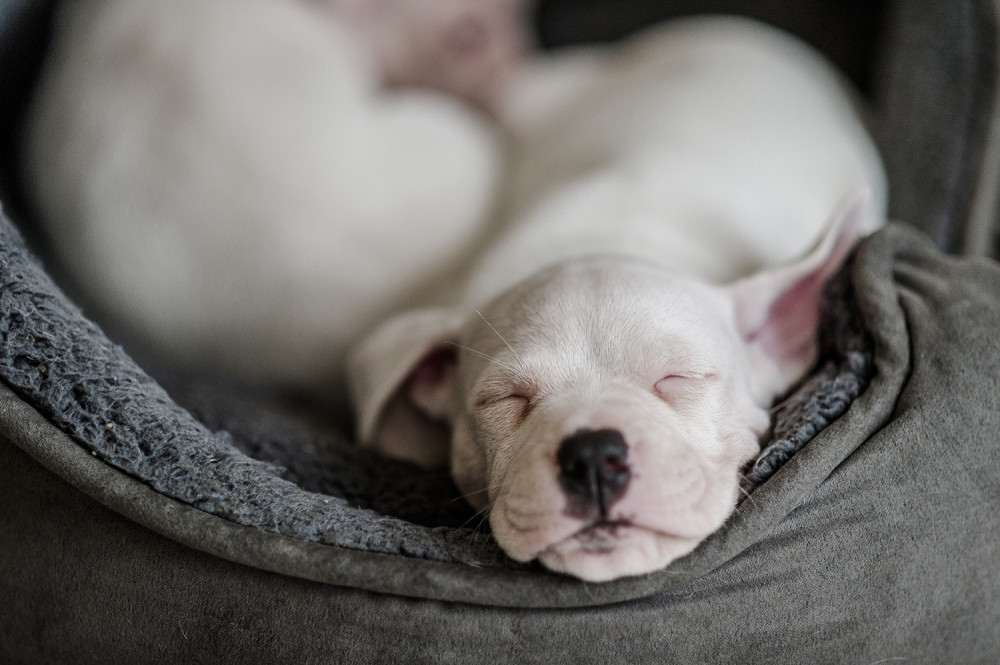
[452,486,490,503]
[767,398,791,418]
[736,482,759,508]
[474,513,491,534]
[459,503,492,531]
[661,291,682,320]
[474,309,526,373]
[446,342,520,375]
[469,511,492,543]
[768,395,794,416]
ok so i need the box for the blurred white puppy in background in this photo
[304,0,525,112]
[23,0,527,385]
[349,18,886,582]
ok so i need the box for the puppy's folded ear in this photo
[347,308,465,468]
[728,189,876,402]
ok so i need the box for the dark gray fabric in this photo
[4,223,1000,663]
[0,0,54,218]
[876,0,1000,253]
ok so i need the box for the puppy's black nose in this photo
[557,429,631,519]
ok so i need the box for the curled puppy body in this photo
[22,0,527,386]
[349,18,887,582]
[303,0,528,112]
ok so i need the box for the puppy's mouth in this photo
[572,519,634,553]
[534,515,707,582]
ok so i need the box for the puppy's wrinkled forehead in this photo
[464,258,736,378]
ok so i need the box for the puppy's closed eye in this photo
[653,372,717,403]
[475,390,533,423]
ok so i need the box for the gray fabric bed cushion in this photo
[0,204,870,573]
[4,221,999,664]
[877,0,1000,254]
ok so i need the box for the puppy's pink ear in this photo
[728,190,874,401]
[347,308,465,468]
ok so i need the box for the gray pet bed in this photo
[3,0,1000,662]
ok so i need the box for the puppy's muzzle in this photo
[557,429,631,520]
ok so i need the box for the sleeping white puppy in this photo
[349,17,887,582]
[23,0,525,385]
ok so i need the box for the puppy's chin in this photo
[488,449,744,582]
[537,525,703,583]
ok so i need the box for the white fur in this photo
[23,0,503,384]
[349,18,886,582]
[307,0,528,111]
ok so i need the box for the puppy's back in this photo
[468,17,886,303]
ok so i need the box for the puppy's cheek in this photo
[487,428,579,562]
[726,425,764,469]
[621,440,743,541]
[676,459,747,534]
[705,403,768,472]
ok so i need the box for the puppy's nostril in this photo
[557,428,631,518]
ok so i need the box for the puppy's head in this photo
[348,196,868,582]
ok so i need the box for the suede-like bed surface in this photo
[4,222,1000,662]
